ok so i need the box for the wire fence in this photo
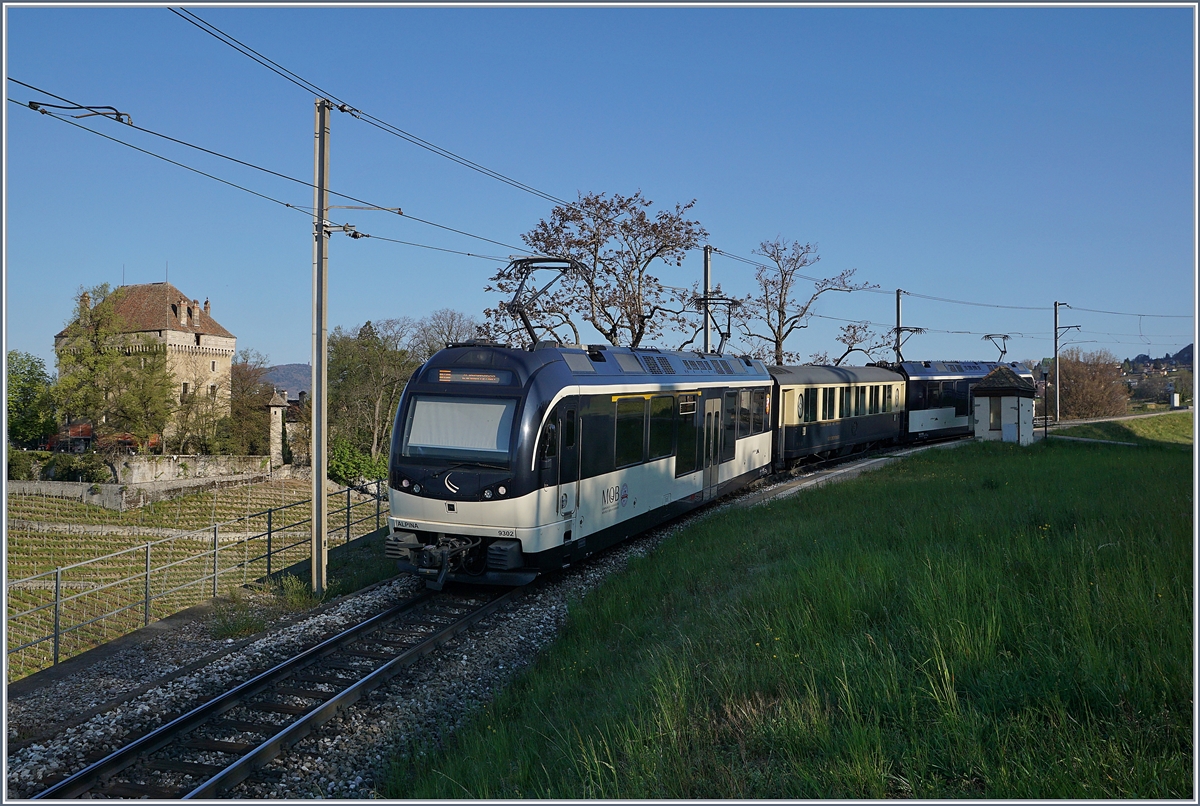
[6,479,387,682]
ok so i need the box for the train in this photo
[384,342,1034,588]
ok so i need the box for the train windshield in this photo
[400,395,517,466]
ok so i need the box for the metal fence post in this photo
[53,567,62,666]
[144,543,152,626]
[266,508,273,578]
[375,479,381,531]
[212,525,219,598]
[346,487,352,544]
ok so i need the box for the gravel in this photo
[4,482,769,800]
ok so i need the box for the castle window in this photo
[195,334,201,346]
[211,360,216,372]
[208,385,217,397]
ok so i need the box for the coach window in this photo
[615,397,647,468]
[675,395,699,476]
[855,386,866,416]
[840,386,851,418]
[737,390,752,437]
[721,391,737,462]
[955,381,970,417]
[580,397,615,479]
[751,389,766,433]
[928,382,941,408]
[883,385,893,412]
[562,408,576,449]
[649,396,674,460]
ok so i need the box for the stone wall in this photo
[114,455,270,484]
[8,473,272,512]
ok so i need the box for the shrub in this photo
[7,446,35,480]
[328,437,388,485]
[43,452,113,483]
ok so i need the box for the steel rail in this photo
[183,586,523,798]
[32,590,436,799]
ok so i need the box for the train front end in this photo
[383,343,565,589]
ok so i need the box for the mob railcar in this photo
[385,343,773,588]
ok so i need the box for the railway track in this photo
[32,586,522,799]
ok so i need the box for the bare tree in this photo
[808,321,891,366]
[737,238,877,365]
[1051,347,1129,419]
[411,309,480,361]
[484,191,708,348]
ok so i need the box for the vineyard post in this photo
[266,509,273,578]
[212,525,219,599]
[345,487,351,544]
[53,567,61,666]
[144,543,151,626]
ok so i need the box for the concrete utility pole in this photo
[702,245,712,354]
[311,98,332,597]
[1053,301,1059,424]
[1052,300,1080,424]
[895,289,903,364]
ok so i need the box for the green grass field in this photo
[385,439,1193,799]
[1054,411,1193,447]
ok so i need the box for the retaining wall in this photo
[115,455,271,484]
[8,473,272,512]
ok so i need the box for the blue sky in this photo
[4,5,1195,369]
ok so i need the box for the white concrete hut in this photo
[972,365,1036,446]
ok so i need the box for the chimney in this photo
[79,290,90,312]
[179,298,187,326]
[203,298,210,316]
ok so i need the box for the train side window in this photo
[615,397,647,468]
[751,389,766,433]
[737,390,752,437]
[539,420,557,460]
[856,386,866,416]
[580,397,615,479]
[928,382,941,408]
[840,386,850,417]
[721,391,737,462]
[562,409,576,449]
[872,385,881,414]
[648,396,674,460]
[675,395,699,476]
[805,388,818,423]
[955,381,970,416]
[796,390,806,423]
[884,385,893,412]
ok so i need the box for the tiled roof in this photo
[972,365,1036,396]
[56,282,235,339]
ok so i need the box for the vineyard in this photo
[6,478,388,682]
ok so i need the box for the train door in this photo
[556,397,579,520]
[703,397,721,497]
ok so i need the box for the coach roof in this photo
[768,364,904,385]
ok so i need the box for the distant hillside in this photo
[263,363,311,396]
[1128,344,1192,368]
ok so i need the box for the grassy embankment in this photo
[1054,410,1193,447]
[385,432,1193,798]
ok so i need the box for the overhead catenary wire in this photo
[9,97,511,264]
[710,245,1192,321]
[9,78,534,257]
[169,7,576,210]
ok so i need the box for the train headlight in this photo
[401,478,411,488]
[412,484,422,494]
[483,489,493,500]
[497,485,507,496]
